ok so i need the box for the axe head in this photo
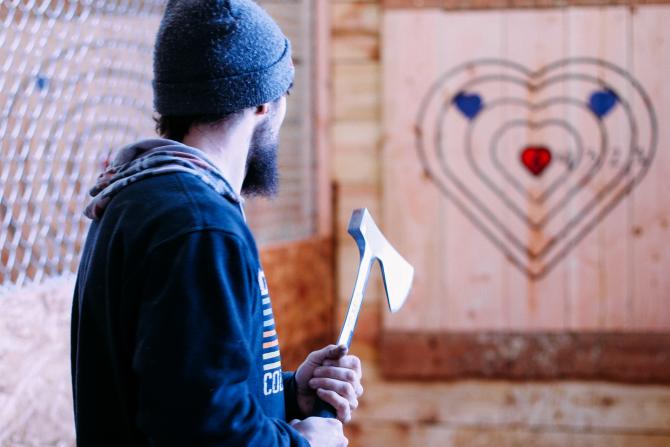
[348,209,414,313]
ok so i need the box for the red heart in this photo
[521,146,552,177]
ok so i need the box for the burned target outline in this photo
[470,96,604,206]
[415,58,658,279]
[489,115,586,203]
[452,73,636,232]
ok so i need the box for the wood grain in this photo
[382,10,445,332]
[314,0,334,237]
[438,9,508,330]
[333,63,381,121]
[346,423,670,447]
[560,7,626,331]
[0,277,76,446]
[332,2,381,62]
[501,9,570,330]
[380,331,670,382]
[261,237,336,370]
[629,6,670,330]
[380,5,670,378]
[332,121,382,184]
[343,341,670,446]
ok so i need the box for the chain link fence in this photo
[0,0,316,293]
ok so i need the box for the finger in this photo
[313,366,357,383]
[325,417,343,428]
[322,355,362,376]
[307,345,347,366]
[309,378,358,409]
[289,419,301,426]
[316,361,363,397]
[317,388,351,424]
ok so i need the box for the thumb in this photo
[308,344,347,365]
[290,419,301,427]
[296,345,348,388]
[326,344,348,359]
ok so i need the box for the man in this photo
[70,1,360,445]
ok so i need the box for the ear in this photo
[255,103,270,116]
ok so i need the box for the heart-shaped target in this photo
[415,58,658,279]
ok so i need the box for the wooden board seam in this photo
[380,331,670,383]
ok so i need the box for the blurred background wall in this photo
[331,0,670,445]
[1,0,670,446]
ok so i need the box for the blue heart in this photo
[453,92,483,120]
[589,89,618,119]
[35,74,49,91]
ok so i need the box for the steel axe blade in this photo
[313,208,414,419]
[337,208,415,348]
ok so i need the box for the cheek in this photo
[272,116,284,139]
[277,98,287,126]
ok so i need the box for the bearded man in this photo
[70,1,360,446]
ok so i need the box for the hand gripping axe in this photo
[314,208,414,418]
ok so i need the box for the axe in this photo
[314,208,414,418]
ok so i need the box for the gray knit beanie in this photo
[152,0,294,116]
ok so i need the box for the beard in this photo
[241,117,280,198]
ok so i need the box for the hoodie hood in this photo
[84,138,241,221]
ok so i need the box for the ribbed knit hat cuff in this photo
[153,38,294,116]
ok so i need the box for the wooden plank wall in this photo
[332,0,385,347]
[329,1,670,445]
[381,6,670,334]
[379,4,670,380]
[346,344,670,447]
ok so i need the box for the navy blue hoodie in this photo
[71,161,309,446]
